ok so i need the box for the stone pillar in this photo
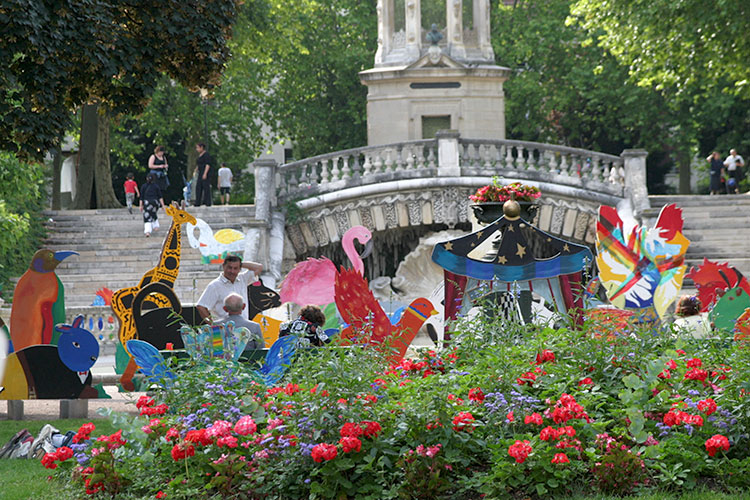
[254,159,278,224]
[60,400,89,419]
[446,0,466,60]
[374,0,393,66]
[621,149,650,216]
[8,400,23,420]
[267,212,286,289]
[405,0,421,60]
[474,0,494,60]
[436,130,461,177]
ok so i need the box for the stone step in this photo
[648,194,750,207]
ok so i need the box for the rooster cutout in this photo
[335,267,436,363]
[685,258,750,312]
[596,204,689,318]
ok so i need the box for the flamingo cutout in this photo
[280,226,373,306]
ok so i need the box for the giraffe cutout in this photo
[111,204,196,388]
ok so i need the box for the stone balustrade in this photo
[275,135,633,205]
[277,139,438,202]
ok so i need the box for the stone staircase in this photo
[647,194,750,285]
[36,205,262,307]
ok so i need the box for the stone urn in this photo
[471,201,539,224]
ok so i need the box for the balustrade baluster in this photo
[558,154,569,176]
[527,148,538,171]
[384,148,394,171]
[351,153,362,178]
[427,145,437,168]
[460,143,470,168]
[362,153,373,176]
[320,159,330,184]
[341,155,352,180]
[514,146,525,170]
[415,144,426,169]
[405,145,415,170]
[591,156,602,182]
[394,145,405,172]
[330,156,341,181]
[601,161,612,184]
[277,171,287,198]
[287,168,299,196]
[505,145,514,170]
[373,152,384,173]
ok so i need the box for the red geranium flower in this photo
[686,358,702,368]
[311,443,338,462]
[452,411,476,432]
[578,377,593,387]
[524,413,543,425]
[685,368,709,382]
[468,387,485,403]
[508,440,532,464]
[705,434,730,457]
[698,398,718,416]
[340,422,364,438]
[339,436,362,453]
[536,349,555,364]
[171,442,195,461]
[551,452,570,464]
[360,421,382,438]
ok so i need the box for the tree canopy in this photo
[570,0,750,97]
[0,0,239,159]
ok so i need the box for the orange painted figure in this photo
[10,249,77,351]
[335,267,437,363]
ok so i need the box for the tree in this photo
[570,0,750,98]
[1,0,240,206]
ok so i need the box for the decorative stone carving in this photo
[384,202,398,229]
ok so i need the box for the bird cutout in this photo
[685,259,750,313]
[10,249,78,351]
[709,287,750,332]
[1,315,99,400]
[596,204,689,319]
[335,267,437,364]
[91,287,114,306]
[247,281,282,319]
[255,335,297,386]
[126,339,175,386]
[280,225,373,306]
[186,218,245,264]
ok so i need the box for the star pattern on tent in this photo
[563,243,570,253]
[506,225,514,232]
[497,255,507,264]
[516,244,526,259]
[444,242,453,251]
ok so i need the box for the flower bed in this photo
[469,178,541,203]
[42,316,750,499]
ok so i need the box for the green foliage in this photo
[0,0,240,159]
[570,0,750,99]
[0,153,45,299]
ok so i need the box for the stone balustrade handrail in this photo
[276,136,628,203]
[277,139,438,201]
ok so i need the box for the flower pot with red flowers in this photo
[469,180,541,224]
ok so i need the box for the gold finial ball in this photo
[503,199,521,218]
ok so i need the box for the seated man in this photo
[279,305,329,347]
[216,293,263,350]
[196,255,263,324]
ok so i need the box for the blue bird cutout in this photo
[256,335,297,386]
[126,339,175,386]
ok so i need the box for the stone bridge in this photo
[249,132,649,285]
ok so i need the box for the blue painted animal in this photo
[256,335,297,385]
[126,339,175,386]
[0,315,99,399]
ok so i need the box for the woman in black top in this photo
[148,145,169,195]
[139,173,165,237]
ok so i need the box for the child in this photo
[217,163,233,205]
[124,172,139,214]
[279,305,328,347]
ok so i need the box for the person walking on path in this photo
[148,145,170,196]
[196,255,263,323]
[706,151,725,195]
[194,142,213,206]
[218,163,233,205]
[123,172,139,214]
[724,148,744,194]
[139,173,165,237]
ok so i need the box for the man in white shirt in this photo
[724,149,744,194]
[217,163,233,205]
[196,255,263,323]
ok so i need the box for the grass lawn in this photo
[0,418,117,500]
[0,421,747,500]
